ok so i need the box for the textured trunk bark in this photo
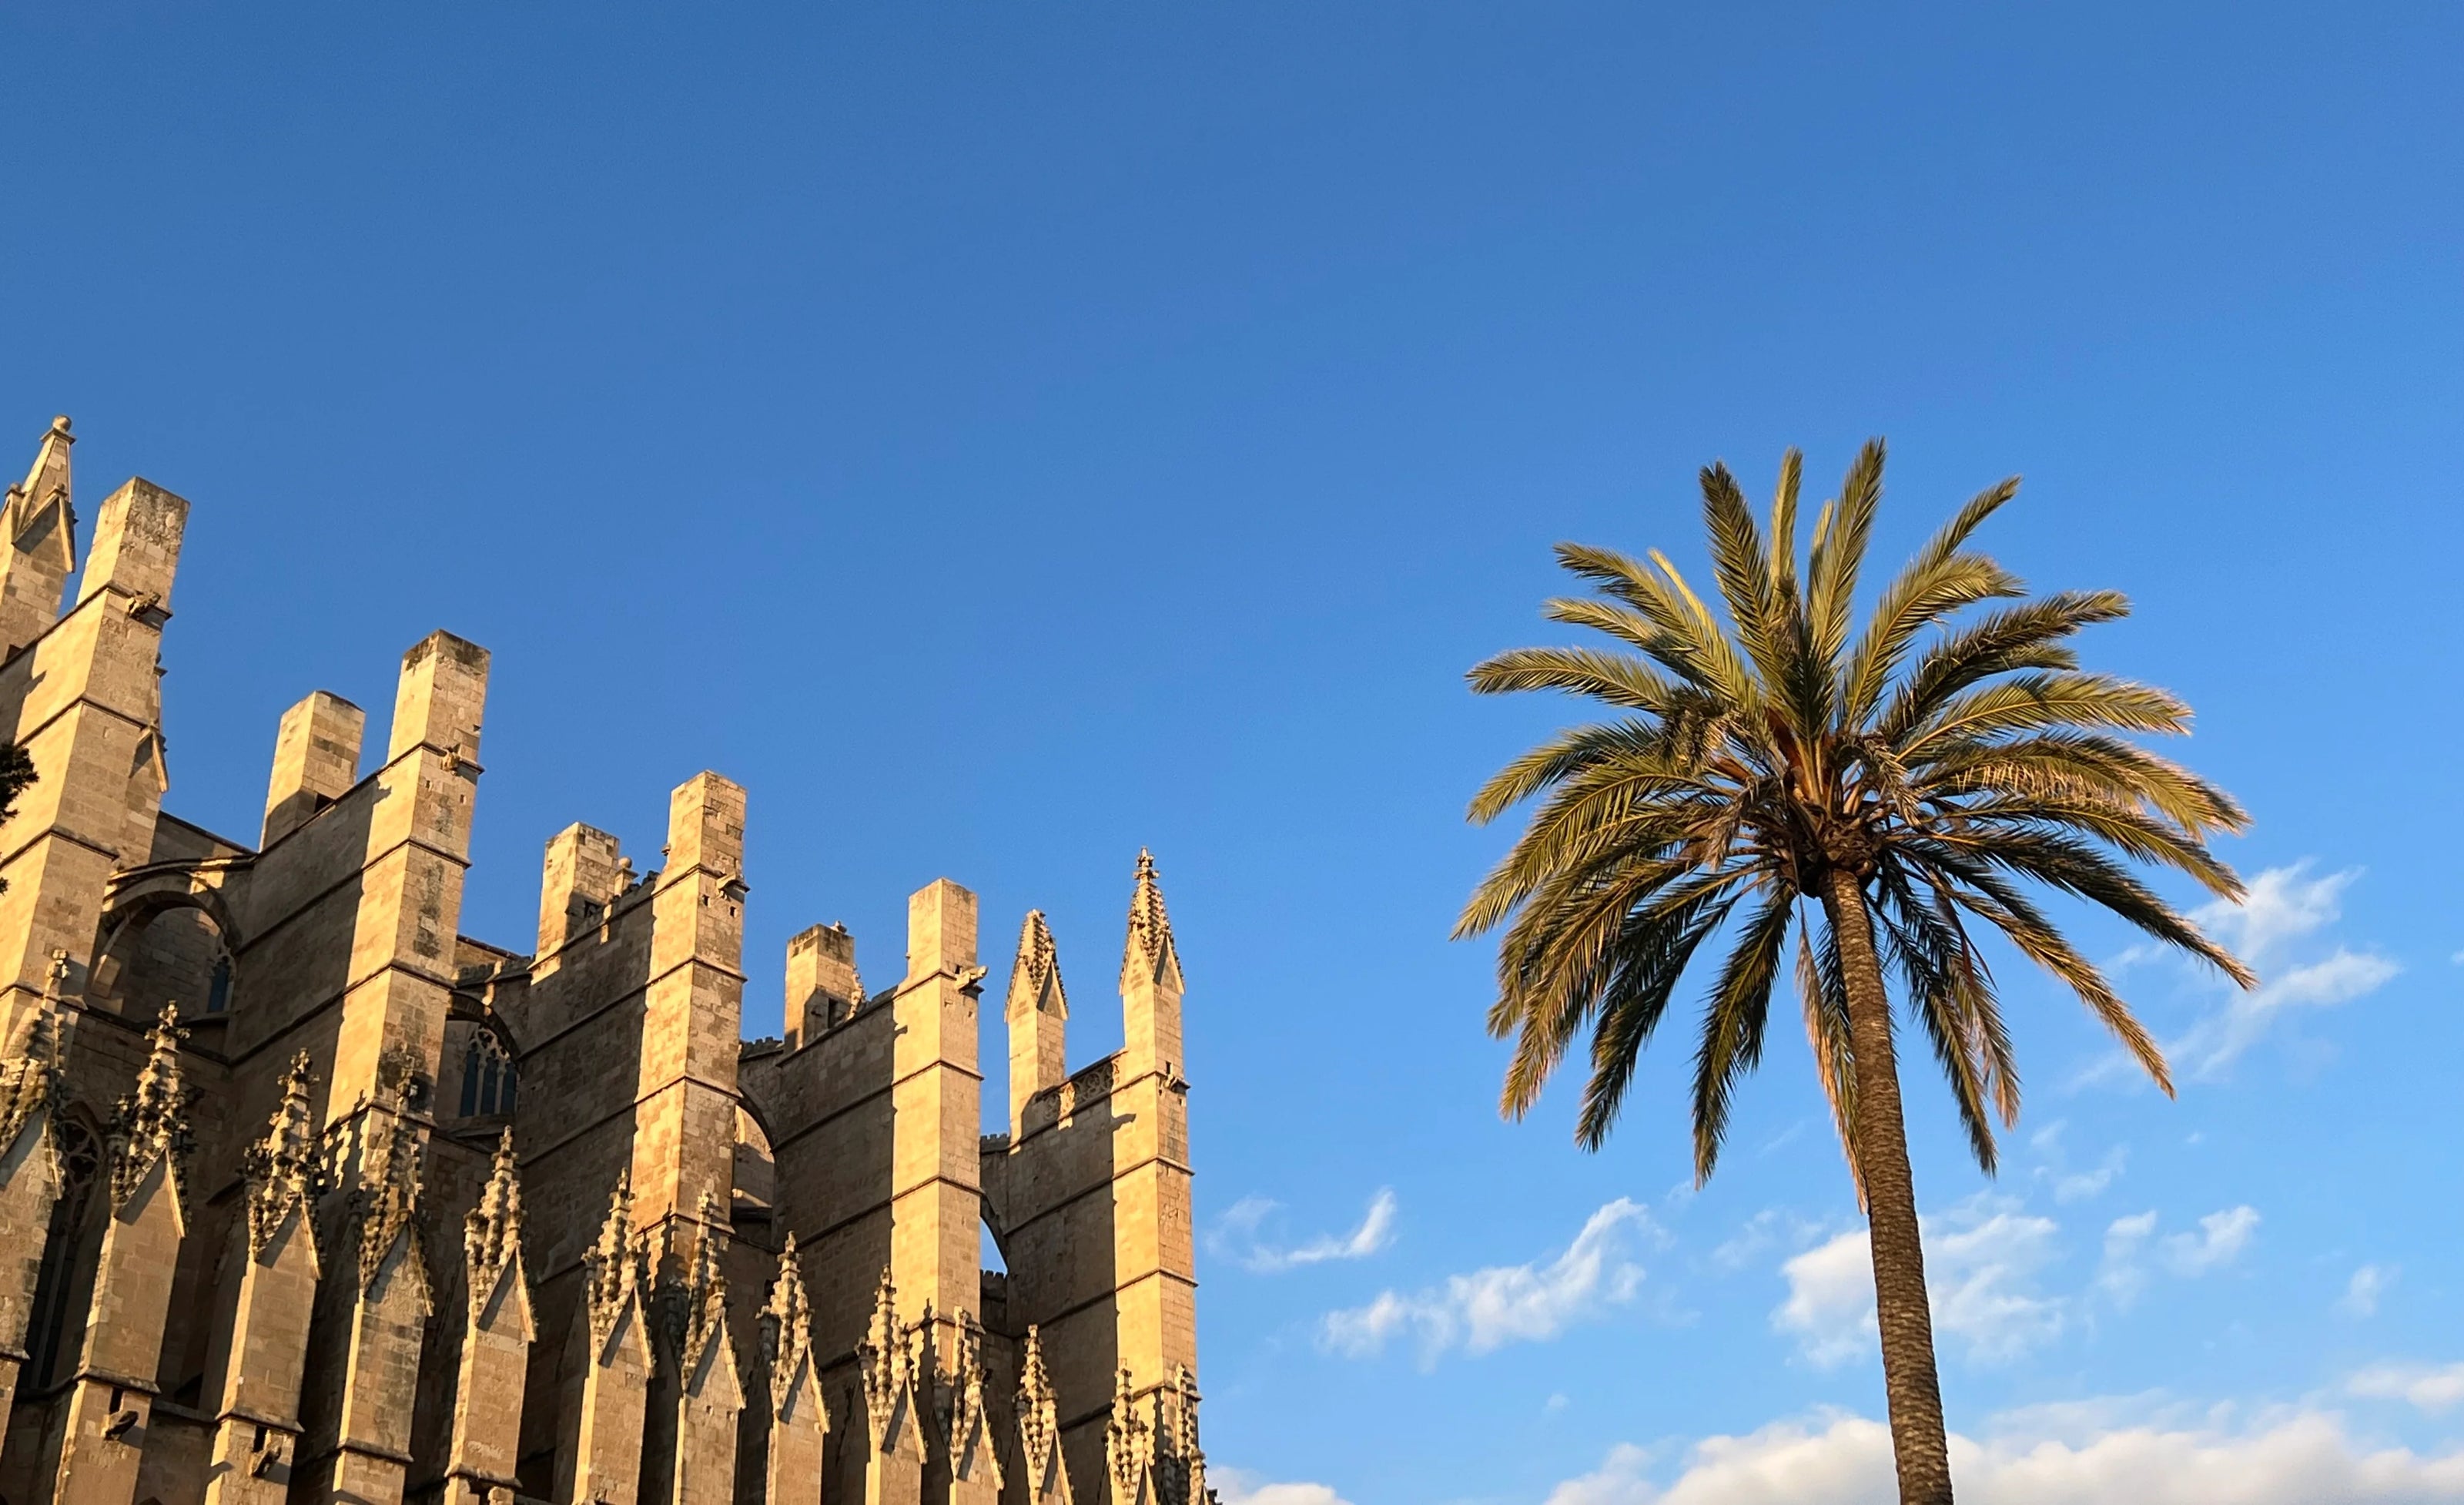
[1820,864,1955,1505]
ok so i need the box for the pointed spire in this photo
[1009,909,1069,1021]
[674,1190,730,1373]
[1121,849,1181,990]
[353,1100,427,1303]
[858,1266,924,1456]
[464,1128,524,1316]
[944,1309,1002,1487]
[107,1002,191,1212]
[1018,1325,1066,1492]
[762,1234,816,1416]
[0,954,66,1150]
[7,414,75,569]
[1106,1366,1154,1496]
[243,1052,323,1260]
[1158,1366,1208,1505]
[584,1171,649,1347]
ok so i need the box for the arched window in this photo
[459,1031,517,1117]
[205,950,233,1015]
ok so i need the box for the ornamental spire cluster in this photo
[464,1128,524,1314]
[762,1233,816,1413]
[107,1003,192,1212]
[1009,908,1069,1019]
[0,960,65,1152]
[1017,1325,1070,1500]
[1120,849,1181,990]
[583,1171,651,1346]
[243,1052,323,1259]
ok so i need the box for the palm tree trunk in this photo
[1820,864,1954,1504]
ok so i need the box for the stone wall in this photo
[0,417,1215,1505]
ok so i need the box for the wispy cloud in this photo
[1210,1189,1398,1274]
[2339,1264,2398,1319]
[2349,1360,2464,1413]
[2164,864,2399,1078]
[2029,1121,2128,1204]
[2097,1205,2257,1306]
[2162,1205,2259,1275]
[1321,1198,1649,1363]
[1712,1208,1823,1274]
[1775,1196,2064,1368]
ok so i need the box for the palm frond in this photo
[1805,438,1886,671]
[1796,917,1863,1205]
[1681,891,1795,1176]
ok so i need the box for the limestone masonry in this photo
[0,417,1207,1505]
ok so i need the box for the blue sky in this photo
[7,4,2462,1500]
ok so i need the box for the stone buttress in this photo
[0,416,1218,1505]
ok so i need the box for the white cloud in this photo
[1774,1198,2062,1368]
[1321,1198,1649,1362]
[1213,1471,1355,1505]
[2096,1205,2254,1306]
[1551,1405,2464,1503]
[2199,863,2359,964]
[1713,1208,1821,1274]
[1210,1188,1398,1274]
[2168,864,2399,1078]
[2049,1145,2128,1205]
[2161,1205,2259,1275]
[2342,1265,2399,1319]
[2097,1211,2159,1306]
[1545,1442,1656,1505]
[2351,1362,2464,1413]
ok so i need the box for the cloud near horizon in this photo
[1544,1403,2464,1503]
[1214,1472,1355,1505]
[1321,1198,1650,1363]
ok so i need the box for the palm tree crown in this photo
[1459,440,2254,1180]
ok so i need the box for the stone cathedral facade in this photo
[0,417,1209,1505]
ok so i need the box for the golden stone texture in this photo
[0,420,1210,1505]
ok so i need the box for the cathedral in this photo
[0,417,1207,1505]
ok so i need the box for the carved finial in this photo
[1106,1366,1154,1493]
[858,1267,924,1456]
[1009,910,1069,1021]
[0,960,65,1151]
[464,1128,524,1314]
[1018,1325,1066,1495]
[1122,849,1180,990]
[583,1171,648,1346]
[762,1234,817,1414]
[673,1191,730,1370]
[1158,1366,1208,1505]
[944,1309,1002,1487]
[243,1053,323,1259]
[107,1003,192,1212]
[354,1101,428,1304]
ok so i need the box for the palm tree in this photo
[1456,441,2252,1504]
